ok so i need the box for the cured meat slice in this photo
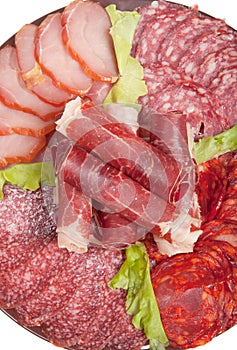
[0,100,55,137]
[151,244,236,348]
[14,251,87,327]
[61,145,178,238]
[56,99,193,209]
[55,181,92,253]
[41,247,109,347]
[35,12,92,95]
[0,134,46,168]
[178,30,237,78]
[134,8,194,65]
[159,14,234,67]
[209,65,237,127]
[61,0,118,82]
[193,46,237,87]
[145,81,228,139]
[15,24,74,106]
[198,220,237,248]
[0,46,63,120]
[85,81,112,106]
[0,236,69,308]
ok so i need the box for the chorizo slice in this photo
[61,0,118,82]
[35,12,92,95]
[15,23,74,106]
[0,46,63,120]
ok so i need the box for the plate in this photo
[0,1,236,349]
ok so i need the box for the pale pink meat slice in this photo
[0,46,63,120]
[0,100,55,137]
[35,12,92,95]
[15,23,74,106]
[0,134,46,168]
[61,0,118,82]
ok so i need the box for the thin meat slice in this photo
[193,46,237,87]
[0,134,46,168]
[0,236,69,309]
[209,65,237,127]
[55,181,92,253]
[146,81,229,139]
[61,0,118,82]
[0,46,63,120]
[178,30,237,78]
[35,12,92,95]
[198,220,237,248]
[0,100,56,137]
[159,14,234,67]
[15,24,74,106]
[41,247,108,348]
[14,251,87,327]
[151,243,236,348]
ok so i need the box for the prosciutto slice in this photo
[61,0,118,82]
[35,12,92,95]
[0,100,55,137]
[0,46,62,120]
[15,24,74,106]
[0,134,46,168]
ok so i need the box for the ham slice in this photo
[0,134,46,168]
[35,12,92,95]
[0,100,56,137]
[61,0,118,82]
[15,24,74,106]
[0,46,63,120]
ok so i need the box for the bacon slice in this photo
[0,100,55,137]
[61,0,118,82]
[15,24,74,106]
[35,12,92,95]
[0,134,46,168]
[0,46,63,120]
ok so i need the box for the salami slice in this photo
[159,14,234,67]
[193,46,237,87]
[14,251,87,327]
[0,236,69,309]
[41,247,108,348]
[178,30,237,78]
[151,244,236,348]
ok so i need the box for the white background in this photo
[0,0,236,349]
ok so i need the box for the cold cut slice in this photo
[35,12,92,95]
[0,100,56,137]
[0,46,63,120]
[0,236,69,308]
[0,134,46,168]
[15,23,74,106]
[61,0,118,82]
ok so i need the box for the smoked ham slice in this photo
[0,46,63,120]
[35,12,92,95]
[15,24,74,106]
[61,0,118,82]
[0,101,55,137]
[0,134,46,168]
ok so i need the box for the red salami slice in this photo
[14,251,87,327]
[193,46,237,87]
[159,14,234,67]
[151,244,236,348]
[41,247,108,348]
[178,30,237,78]
[146,81,228,139]
[0,236,69,309]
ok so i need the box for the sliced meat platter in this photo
[0,1,237,350]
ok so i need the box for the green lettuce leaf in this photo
[109,242,168,350]
[193,124,237,164]
[0,162,55,199]
[104,5,148,104]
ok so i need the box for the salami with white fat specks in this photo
[0,236,69,309]
[0,186,56,273]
